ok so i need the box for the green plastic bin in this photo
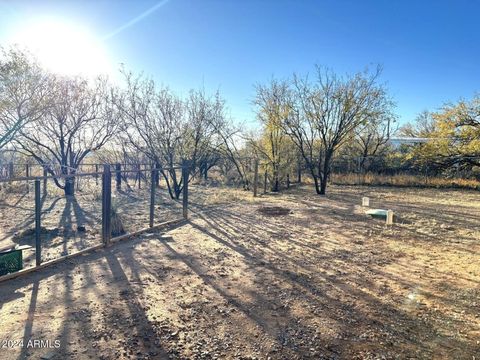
[0,249,23,276]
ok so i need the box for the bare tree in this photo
[348,114,396,172]
[95,140,148,191]
[117,74,184,197]
[0,47,50,149]
[281,65,394,194]
[212,118,251,189]
[183,89,224,181]
[14,75,119,195]
[117,71,224,199]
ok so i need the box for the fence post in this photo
[357,157,361,184]
[8,162,14,179]
[149,167,156,227]
[115,163,121,191]
[95,164,99,185]
[43,167,48,195]
[76,170,81,191]
[264,171,267,194]
[253,159,259,197]
[155,161,160,187]
[25,164,29,193]
[138,164,141,189]
[35,179,41,266]
[102,164,112,245]
[297,160,301,183]
[287,174,290,189]
[182,161,189,220]
[203,163,208,180]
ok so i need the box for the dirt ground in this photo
[0,184,479,359]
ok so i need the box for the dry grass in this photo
[331,172,480,190]
[190,184,263,206]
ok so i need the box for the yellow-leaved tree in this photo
[409,96,480,173]
[253,79,296,191]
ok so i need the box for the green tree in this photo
[417,96,480,171]
[253,79,294,191]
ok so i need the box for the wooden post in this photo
[102,168,106,241]
[25,164,29,193]
[43,167,48,195]
[253,159,259,197]
[76,170,80,191]
[297,159,301,183]
[102,165,112,245]
[182,161,189,219]
[95,164,99,185]
[115,163,121,191]
[357,157,361,184]
[287,174,290,189]
[138,164,141,189]
[8,162,14,179]
[155,161,160,187]
[263,170,267,194]
[35,180,41,266]
[149,167,156,227]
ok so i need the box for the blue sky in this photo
[1,0,479,127]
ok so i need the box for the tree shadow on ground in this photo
[182,198,478,358]
[0,243,172,360]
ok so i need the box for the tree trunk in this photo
[173,166,186,200]
[270,177,279,192]
[155,161,160,187]
[319,176,327,195]
[319,150,333,196]
[64,177,75,196]
[271,168,279,192]
[174,187,181,200]
[161,170,175,199]
[313,176,321,194]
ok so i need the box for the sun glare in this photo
[8,18,111,78]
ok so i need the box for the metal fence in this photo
[0,163,189,282]
[328,155,480,187]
